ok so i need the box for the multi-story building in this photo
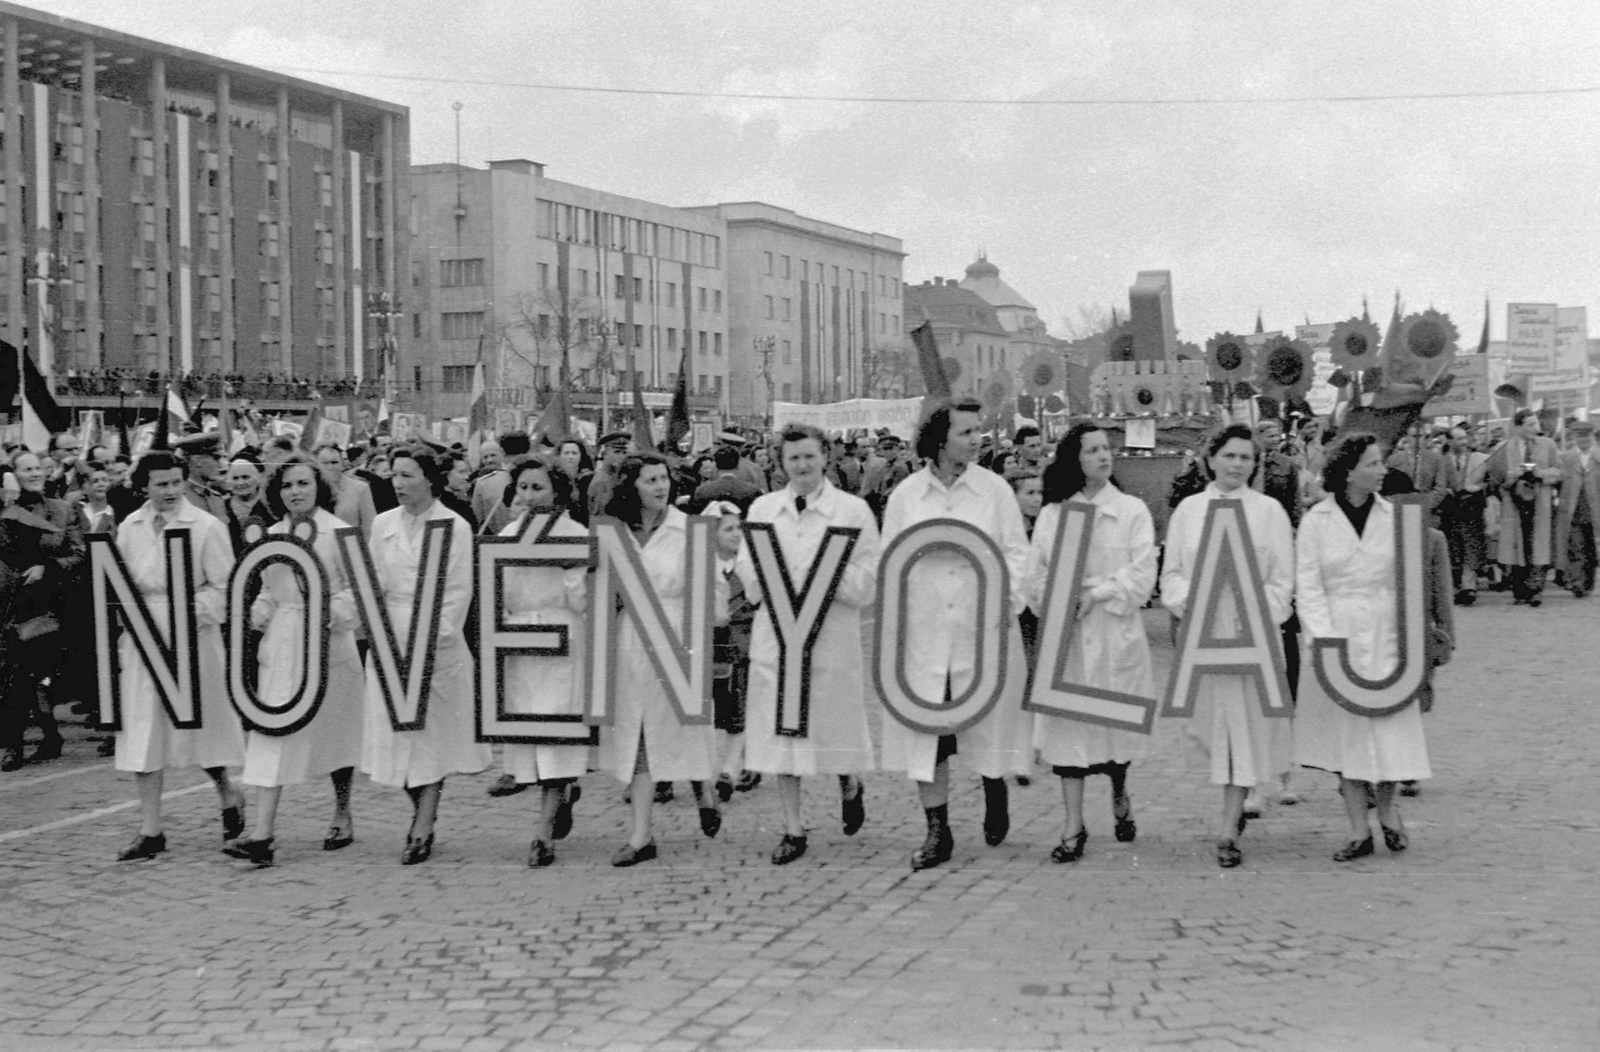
[958,255,1059,366]
[0,1,407,406]
[409,158,725,423]
[684,202,905,419]
[903,277,1016,406]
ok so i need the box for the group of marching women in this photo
[106,402,1448,872]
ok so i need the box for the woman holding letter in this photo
[1161,424,1295,869]
[1027,424,1155,864]
[361,444,488,865]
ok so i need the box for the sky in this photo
[30,0,1600,345]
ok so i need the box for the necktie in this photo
[795,494,807,514]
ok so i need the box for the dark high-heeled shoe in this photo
[698,805,722,838]
[116,832,166,861]
[1381,825,1408,853]
[222,837,275,865]
[27,734,62,764]
[911,806,953,871]
[553,785,581,841]
[1051,828,1088,864]
[401,833,434,866]
[1236,811,1249,836]
[527,839,555,868]
[1216,838,1242,868]
[1113,793,1136,843]
[322,822,354,851]
[982,777,1010,847]
[771,834,808,866]
[611,840,657,867]
[221,798,246,842]
[1333,835,1374,862]
[841,780,866,837]
[715,774,734,803]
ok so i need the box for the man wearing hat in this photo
[1556,421,1598,597]
[717,430,768,493]
[586,431,635,520]
[861,433,913,524]
[173,432,229,521]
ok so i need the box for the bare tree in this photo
[1057,303,1115,341]
[860,341,922,399]
[504,286,604,393]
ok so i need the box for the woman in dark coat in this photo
[0,450,86,770]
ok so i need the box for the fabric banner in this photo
[771,397,924,438]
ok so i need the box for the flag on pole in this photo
[910,321,950,403]
[665,338,691,452]
[1378,290,1409,384]
[0,340,65,450]
[1255,310,1265,334]
[630,362,653,452]
[163,381,191,440]
[533,346,573,445]
[1476,296,1490,355]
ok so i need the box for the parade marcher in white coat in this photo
[111,451,247,861]
[737,423,879,866]
[224,454,364,866]
[361,444,489,865]
[879,400,1031,871]
[596,453,726,867]
[1026,424,1155,864]
[496,456,591,868]
[1294,432,1437,861]
[1161,425,1296,870]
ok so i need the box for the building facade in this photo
[409,159,726,423]
[903,277,1015,407]
[685,202,905,419]
[0,1,407,399]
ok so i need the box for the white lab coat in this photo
[1161,484,1295,787]
[736,480,879,776]
[877,465,1031,782]
[1026,486,1155,768]
[241,508,365,787]
[360,501,490,787]
[1292,496,1431,782]
[499,511,592,784]
[113,497,245,773]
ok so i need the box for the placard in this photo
[1124,417,1156,449]
[1531,307,1590,395]
[1421,355,1491,417]
[1507,303,1557,373]
[1294,322,1339,417]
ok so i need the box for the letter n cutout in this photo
[1023,502,1156,733]
[89,530,202,732]
[475,512,599,744]
[1161,499,1292,719]
[742,521,860,737]
[226,535,330,736]
[873,518,1009,735]
[585,516,715,727]
[1311,498,1429,716]
[336,520,451,732]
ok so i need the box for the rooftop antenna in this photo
[452,101,466,243]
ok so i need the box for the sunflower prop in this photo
[1255,336,1317,403]
[1206,332,1252,381]
[1391,309,1459,385]
[1019,350,1062,398]
[1328,317,1382,372]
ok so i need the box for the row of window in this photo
[439,364,727,398]
[533,261,724,313]
[762,251,899,297]
[536,202,721,269]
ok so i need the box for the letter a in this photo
[1023,502,1156,733]
[1311,499,1429,716]
[1162,500,1292,719]
[742,521,861,737]
[89,530,201,731]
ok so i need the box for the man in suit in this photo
[1387,431,1450,528]
[693,445,763,513]
[1485,408,1564,606]
[1251,418,1302,528]
[1438,424,1490,605]
[1555,421,1599,598]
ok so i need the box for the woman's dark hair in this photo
[391,443,448,497]
[1040,423,1109,506]
[600,452,673,526]
[1205,423,1258,464]
[557,438,594,475]
[265,452,337,519]
[779,423,828,452]
[229,450,263,469]
[1321,431,1380,495]
[691,454,717,479]
[502,454,575,512]
[131,450,184,493]
[915,399,982,462]
[441,449,470,489]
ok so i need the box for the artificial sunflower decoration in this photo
[1255,336,1317,403]
[1206,331,1252,381]
[1391,309,1459,385]
[1019,350,1061,398]
[1328,316,1383,372]
[1134,386,1156,407]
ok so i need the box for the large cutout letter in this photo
[585,516,716,727]
[89,530,201,732]
[1311,499,1428,716]
[742,522,861,737]
[1162,500,1292,719]
[476,512,599,744]
[1023,502,1156,733]
[226,535,330,736]
[336,520,451,732]
[874,518,1009,734]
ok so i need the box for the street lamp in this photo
[754,335,776,427]
[365,291,403,402]
[26,251,73,377]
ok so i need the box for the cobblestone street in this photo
[2,590,1597,1050]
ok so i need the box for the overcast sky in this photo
[33,0,1600,345]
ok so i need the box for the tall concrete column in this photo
[330,99,344,379]
[215,71,234,372]
[275,87,291,376]
[80,39,100,368]
[3,20,22,351]
[150,57,170,373]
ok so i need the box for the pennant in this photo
[910,321,950,404]
[631,361,653,453]
[0,340,66,449]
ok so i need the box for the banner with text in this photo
[1422,355,1491,417]
[771,397,925,438]
[1507,303,1558,373]
[1531,307,1590,395]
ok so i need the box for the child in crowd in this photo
[709,501,759,800]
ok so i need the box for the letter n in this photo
[89,530,201,732]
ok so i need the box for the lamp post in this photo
[26,250,73,379]
[365,291,403,406]
[754,335,776,428]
